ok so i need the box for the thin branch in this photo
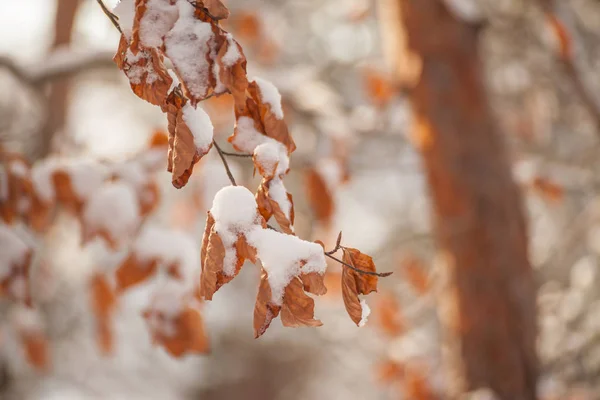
[325,231,343,255]
[96,0,123,35]
[327,252,393,277]
[212,140,237,186]
[221,151,253,158]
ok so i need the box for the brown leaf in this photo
[341,248,378,326]
[305,168,334,224]
[255,181,294,234]
[531,176,564,203]
[202,0,230,20]
[300,272,327,296]
[377,360,405,384]
[401,255,430,295]
[90,274,117,354]
[374,292,404,337]
[145,306,209,357]
[248,81,296,153]
[199,226,226,300]
[115,253,159,292]
[253,269,281,338]
[363,68,398,107]
[172,108,204,188]
[216,35,248,113]
[22,332,50,371]
[280,277,322,328]
[236,235,257,263]
[546,14,572,61]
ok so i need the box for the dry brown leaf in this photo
[363,68,398,107]
[377,360,405,384]
[0,252,32,304]
[305,168,334,224]
[531,177,564,203]
[22,332,50,371]
[280,277,322,328]
[115,253,159,292]
[202,0,230,20]
[232,12,261,44]
[374,292,404,337]
[90,274,117,354]
[216,36,248,113]
[300,272,327,296]
[546,14,572,61]
[255,182,294,234]
[199,226,226,300]
[144,306,209,357]
[248,81,296,153]
[341,248,378,326]
[401,255,430,295]
[52,170,82,214]
[253,269,281,338]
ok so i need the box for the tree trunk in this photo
[36,0,80,159]
[391,1,538,398]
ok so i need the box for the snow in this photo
[442,0,483,23]
[317,158,343,190]
[9,159,28,178]
[0,225,30,280]
[112,160,148,189]
[253,141,289,177]
[67,160,108,201]
[253,77,284,119]
[83,181,140,246]
[31,158,60,203]
[182,103,214,152]
[138,0,179,49]
[133,226,200,281]
[221,34,241,67]
[358,299,370,327]
[268,179,292,224]
[246,227,326,304]
[210,186,260,276]
[232,116,268,153]
[164,1,214,100]
[145,281,188,337]
[11,305,43,333]
[113,0,136,40]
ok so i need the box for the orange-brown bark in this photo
[396,1,538,398]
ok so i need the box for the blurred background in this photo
[1,0,600,399]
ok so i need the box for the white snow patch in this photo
[31,158,61,203]
[317,158,343,191]
[145,281,188,337]
[113,0,136,40]
[268,179,292,225]
[358,299,370,327]
[9,160,28,178]
[246,227,326,304]
[67,159,108,201]
[253,77,284,119]
[210,186,259,276]
[165,1,214,100]
[182,103,214,152]
[221,34,241,67]
[253,141,289,177]
[83,181,140,247]
[0,226,30,280]
[138,0,179,49]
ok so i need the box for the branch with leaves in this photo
[95,0,391,341]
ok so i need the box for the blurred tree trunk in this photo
[381,0,539,398]
[37,0,81,159]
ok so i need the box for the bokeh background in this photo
[1,0,600,399]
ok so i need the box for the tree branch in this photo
[96,0,123,35]
[212,140,238,186]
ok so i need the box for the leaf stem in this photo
[96,0,123,35]
[325,253,393,277]
[213,140,238,186]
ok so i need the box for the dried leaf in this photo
[401,255,430,295]
[199,226,226,300]
[90,274,117,354]
[377,360,405,384]
[145,306,209,357]
[253,269,281,338]
[280,277,322,328]
[115,253,159,292]
[341,248,378,326]
[374,292,404,337]
[300,272,327,296]
[547,14,572,60]
[216,36,248,112]
[363,68,398,107]
[202,0,230,20]
[305,168,334,224]
[22,332,50,371]
[531,176,564,203]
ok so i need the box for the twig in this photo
[221,151,253,158]
[327,252,393,277]
[96,0,123,35]
[325,231,343,255]
[213,140,237,186]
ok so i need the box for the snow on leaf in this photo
[143,283,209,357]
[82,181,141,249]
[341,247,378,326]
[12,306,49,371]
[164,0,216,105]
[0,226,32,304]
[280,277,322,328]
[132,0,179,51]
